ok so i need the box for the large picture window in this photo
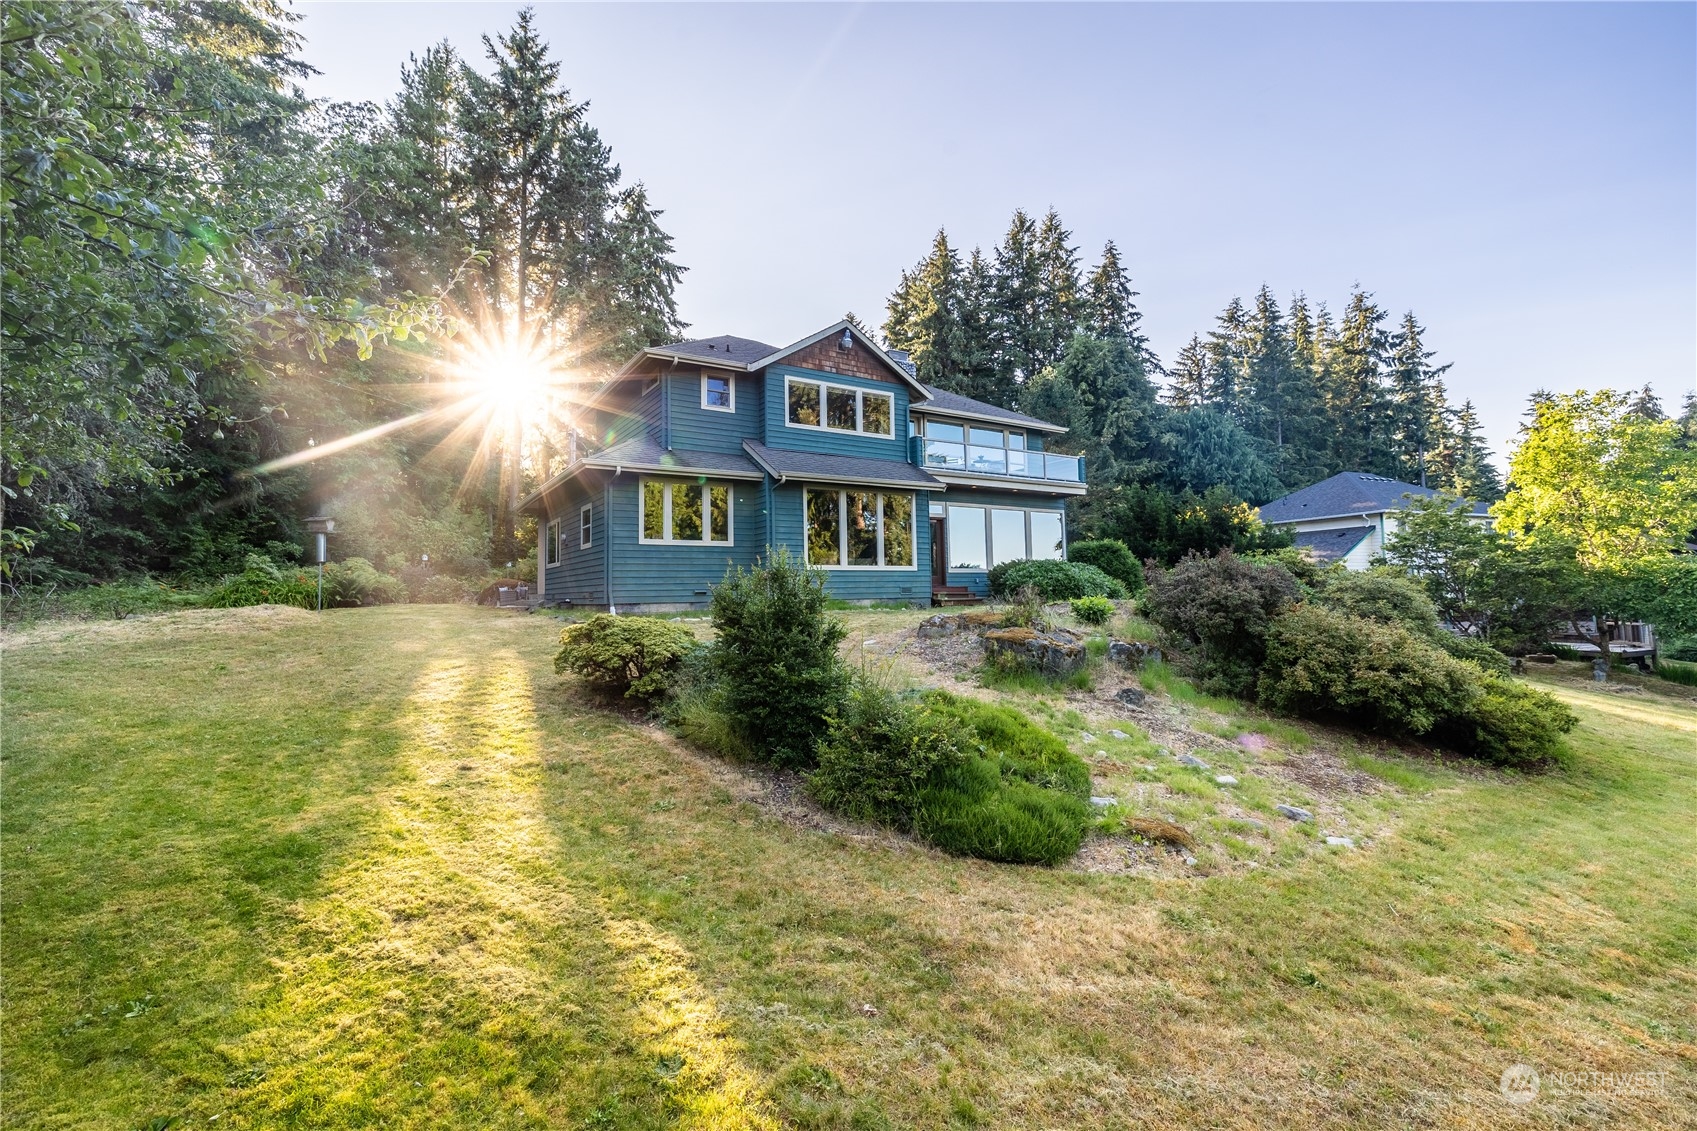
[944,504,1065,570]
[805,489,915,568]
[639,479,732,544]
[785,377,895,438]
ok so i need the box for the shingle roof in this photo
[743,440,945,490]
[585,437,766,478]
[1258,472,1490,525]
[656,335,779,366]
[916,384,1067,433]
[1290,526,1373,564]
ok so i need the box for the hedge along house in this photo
[519,319,1086,612]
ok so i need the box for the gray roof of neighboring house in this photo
[915,383,1067,433]
[1258,472,1491,525]
[743,440,945,491]
[1290,526,1373,564]
[653,335,779,367]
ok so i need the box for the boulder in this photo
[982,626,1086,677]
[1089,796,1117,808]
[1106,639,1163,666]
[1115,687,1147,709]
[917,610,1007,639]
[1177,753,1210,769]
[1276,804,1314,822]
[1525,653,1558,664]
[1214,774,1238,786]
[1108,728,1131,740]
[1325,836,1356,848]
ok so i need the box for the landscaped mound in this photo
[1146,551,1577,767]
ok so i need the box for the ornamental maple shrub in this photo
[554,614,698,704]
[1144,551,1301,696]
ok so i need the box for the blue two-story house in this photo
[520,318,1085,611]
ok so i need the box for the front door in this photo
[930,517,947,587]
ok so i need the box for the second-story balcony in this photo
[918,438,1084,483]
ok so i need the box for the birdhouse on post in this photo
[305,516,335,612]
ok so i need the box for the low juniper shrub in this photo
[809,681,965,828]
[555,614,699,704]
[913,758,1090,866]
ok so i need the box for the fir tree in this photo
[1203,296,1250,414]
[1443,399,1504,500]
[989,209,1044,400]
[1627,383,1666,420]
[1325,288,1393,475]
[1385,311,1453,485]
[1083,241,1159,374]
[1164,335,1210,411]
[1027,333,1160,487]
[1031,209,1082,374]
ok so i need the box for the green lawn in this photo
[4,605,1695,1129]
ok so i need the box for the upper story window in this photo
[917,417,1080,481]
[786,376,895,438]
[640,478,732,544]
[701,371,735,412]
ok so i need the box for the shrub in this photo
[1432,676,1578,768]
[1144,551,1301,697]
[203,554,319,611]
[709,548,848,769]
[1001,584,1049,630]
[1438,632,1512,675]
[808,681,965,827]
[919,691,1091,800]
[988,559,1129,602]
[1259,604,1479,735]
[1662,636,1697,662]
[1318,570,1442,638]
[323,558,407,607]
[1242,545,1343,593]
[1066,539,1144,593]
[913,758,1090,866]
[555,614,699,704]
[1069,595,1115,626]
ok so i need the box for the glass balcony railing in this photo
[920,439,1083,483]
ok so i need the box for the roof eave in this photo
[928,471,1086,496]
[914,403,1068,434]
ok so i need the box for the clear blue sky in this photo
[296,1,1696,466]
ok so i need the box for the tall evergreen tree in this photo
[1385,311,1453,485]
[1164,335,1210,411]
[1026,333,1159,487]
[1082,241,1159,375]
[989,209,1044,402]
[1203,297,1250,414]
[1031,209,1082,374]
[1324,288,1393,475]
[1237,285,1322,486]
[1440,399,1504,500]
[1627,383,1666,420]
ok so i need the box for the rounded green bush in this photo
[919,690,1091,800]
[1069,595,1115,625]
[555,614,699,703]
[988,559,1129,602]
[1067,539,1144,593]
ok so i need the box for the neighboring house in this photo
[1257,472,1491,570]
[519,319,1085,612]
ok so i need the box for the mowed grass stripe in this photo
[4,605,1695,1128]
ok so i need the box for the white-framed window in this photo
[546,519,561,566]
[804,489,915,569]
[639,478,733,544]
[943,504,1065,570]
[785,376,895,438]
[701,371,735,412]
[579,503,593,549]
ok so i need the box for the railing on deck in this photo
[917,438,1084,483]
